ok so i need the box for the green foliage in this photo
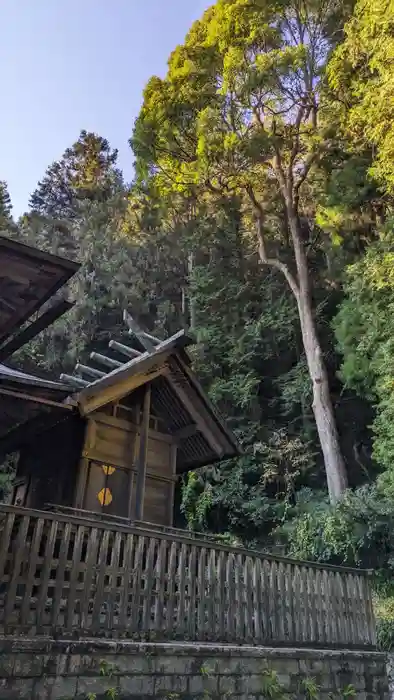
[279,481,394,577]
[328,0,394,194]
[0,181,13,230]
[334,225,394,471]
[29,130,121,221]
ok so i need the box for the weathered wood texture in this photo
[15,415,86,510]
[0,505,377,648]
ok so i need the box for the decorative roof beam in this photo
[60,373,89,389]
[123,310,159,352]
[109,340,142,359]
[90,352,123,370]
[75,363,106,380]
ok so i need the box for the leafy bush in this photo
[278,481,394,576]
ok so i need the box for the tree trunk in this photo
[287,206,348,504]
[298,288,348,503]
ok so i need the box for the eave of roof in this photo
[0,363,71,394]
[0,235,79,344]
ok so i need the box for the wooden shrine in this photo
[3,309,240,526]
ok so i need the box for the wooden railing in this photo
[0,505,376,648]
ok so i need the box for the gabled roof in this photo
[61,317,241,472]
[0,236,79,347]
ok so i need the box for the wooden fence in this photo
[0,505,376,648]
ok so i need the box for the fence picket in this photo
[21,518,44,626]
[35,520,58,631]
[66,525,85,631]
[153,538,166,632]
[4,515,31,625]
[197,547,206,640]
[92,529,111,632]
[119,534,134,631]
[51,522,72,628]
[175,543,187,635]
[166,541,177,636]
[142,537,156,632]
[80,527,99,631]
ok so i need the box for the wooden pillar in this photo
[132,384,151,522]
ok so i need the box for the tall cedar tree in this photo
[132,0,353,503]
[29,130,122,221]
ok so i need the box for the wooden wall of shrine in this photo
[12,395,178,526]
[75,403,177,525]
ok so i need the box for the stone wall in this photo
[0,637,388,700]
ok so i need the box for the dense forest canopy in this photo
[2,0,394,645]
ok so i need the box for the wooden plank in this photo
[315,569,325,644]
[217,550,226,641]
[142,537,156,632]
[4,515,31,625]
[260,560,270,642]
[51,522,72,628]
[252,557,262,643]
[197,547,206,640]
[168,443,177,526]
[130,536,145,631]
[235,553,244,641]
[153,538,167,632]
[119,534,134,630]
[269,561,278,642]
[35,520,58,631]
[336,571,348,645]
[292,565,301,643]
[21,518,45,626]
[353,574,364,646]
[306,567,317,645]
[363,574,377,646]
[80,527,99,631]
[107,531,123,631]
[66,525,85,631]
[344,573,356,643]
[175,543,187,636]
[226,552,236,642]
[277,561,286,642]
[128,409,140,520]
[166,541,177,636]
[187,545,197,639]
[206,549,215,639]
[321,569,331,644]
[285,563,295,644]
[92,529,111,633]
[133,385,151,521]
[0,512,15,582]
[244,556,254,644]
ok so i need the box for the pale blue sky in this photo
[0,1,211,215]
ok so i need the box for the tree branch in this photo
[293,139,331,208]
[288,103,306,183]
[246,185,300,301]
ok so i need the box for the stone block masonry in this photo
[0,637,388,700]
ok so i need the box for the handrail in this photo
[0,503,372,576]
